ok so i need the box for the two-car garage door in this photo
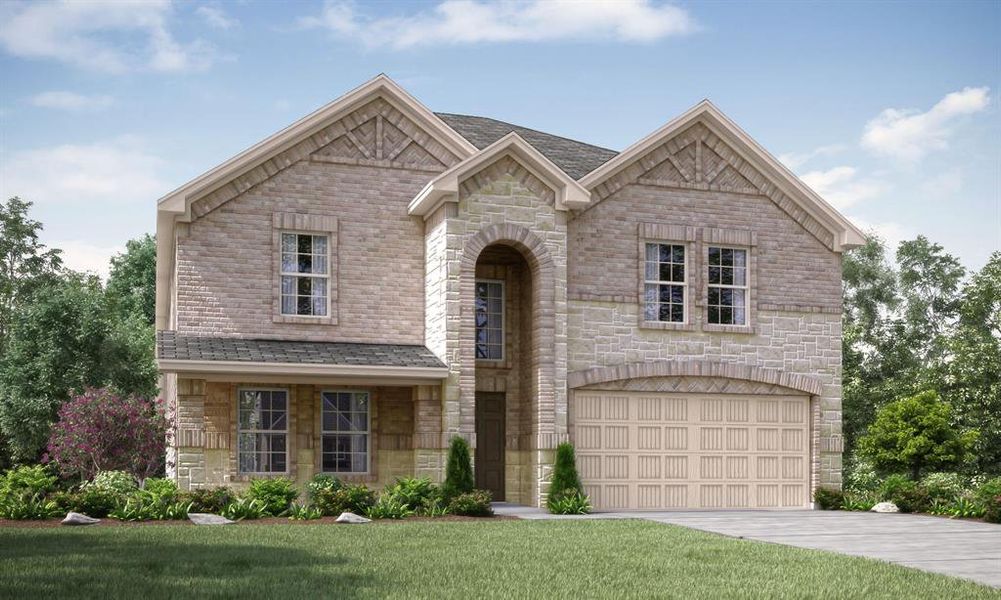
[570,391,811,510]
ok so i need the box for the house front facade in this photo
[156,75,863,510]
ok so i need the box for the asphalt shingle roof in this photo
[435,113,619,180]
[157,331,446,369]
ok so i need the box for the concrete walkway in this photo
[492,504,1001,588]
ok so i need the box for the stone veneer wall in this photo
[423,155,570,506]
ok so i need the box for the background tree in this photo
[896,236,965,364]
[859,390,975,479]
[0,197,62,349]
[106,234,156,326]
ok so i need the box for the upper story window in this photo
[321,391,370,474]
[280,233,328,317]
[238,389,287,474]
[475,280,504,360]
[707,247,748,325]
[644,243,686,323]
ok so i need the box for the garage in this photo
[570,390,812,510]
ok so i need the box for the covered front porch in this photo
[157,332,451,492]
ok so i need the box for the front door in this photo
[475,391,506,501]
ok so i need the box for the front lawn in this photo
[1,520,996,599]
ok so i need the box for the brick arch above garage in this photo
[567,360,823,397]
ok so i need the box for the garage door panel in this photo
[572,391,811,510]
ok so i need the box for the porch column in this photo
[412,384,447,482]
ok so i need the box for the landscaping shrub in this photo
[859,391,976,480]
[447,490,492,517]
[920,472,965,505]
[247,477,298,516]
[0,465,57,497]
[109,491,192,521]
[82,470,137,495]
[813,487,844,510]
[305,473,342,502]
[45,388,170,481]
[313,483,376,516]
[365,495,415,520]
[287,502,323,521]
[220,497,268,521]
[548,491,591,515]
[53,487,118,518]
[443,436,474,500]
[418,493,450,517]
[0,492,61,520]
[841,492,876,512]
[547,442,587,514]
[983,494,1001,524]
[973,476,1001,507]
[142,477,179,499]
[878,475,930,513]
[382,477,436,510]
[187,486,236,513]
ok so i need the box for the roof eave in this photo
[157,358,449,380]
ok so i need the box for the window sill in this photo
[273,314,338,326]
[232,471,292,482]
[639,320,697,332]
[702,323,755,335]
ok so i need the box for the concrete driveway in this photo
[494,505,1001,588]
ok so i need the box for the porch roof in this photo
[156,331,448,380]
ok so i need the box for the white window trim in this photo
[236,387,290,476]
[474,278,505,362]
[707,245,749,326]
[643,242,689,325]
[320,389,371,476]
[279,230,331,319]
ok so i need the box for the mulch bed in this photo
[0,514,515,528]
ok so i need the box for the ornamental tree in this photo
[45,388,171,482]
[859,390,976,480]
[442,436,474,499]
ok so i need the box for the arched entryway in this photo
[460,224,556,504]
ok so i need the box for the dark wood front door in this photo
[475,392,506,501]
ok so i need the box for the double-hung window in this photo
[644,243,687,323]
[474,280,504,360]
[280,232,328,317]
[707,247,748,325]
[321,391,370,474]
[238,389,288,474]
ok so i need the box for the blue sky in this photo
[1,0,998,276]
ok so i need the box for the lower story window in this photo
[321,391,370,473]
[707,246,748,325]
[238,389,288,473]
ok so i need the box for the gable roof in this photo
[408,132,592,217]
[579,100,866,250]
[437,113,618,180]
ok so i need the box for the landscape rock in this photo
[335,512,371,524]
[61,512,100,526]
[870,502,899,513]
[188,513,235,525]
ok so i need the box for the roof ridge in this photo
[435,112,618,154]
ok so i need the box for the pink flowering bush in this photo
[45,388,171,481]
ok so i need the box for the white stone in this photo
[61,512,100,526]
[335,512,371,524]
[870,502,899,513]
[188,513,235,525]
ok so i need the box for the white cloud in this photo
[861,86,991,162]
[196,5,237,30]
[0,136,170,209]
[30,91,114,111]
[778,144,846,170]
[299,0,696,49]
[849,217,915,256]
[799,166,885,210]
[920,168,964,197]
[45,239,124,279]
[0,0,220,73]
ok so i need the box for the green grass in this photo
[1,520,996,599]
